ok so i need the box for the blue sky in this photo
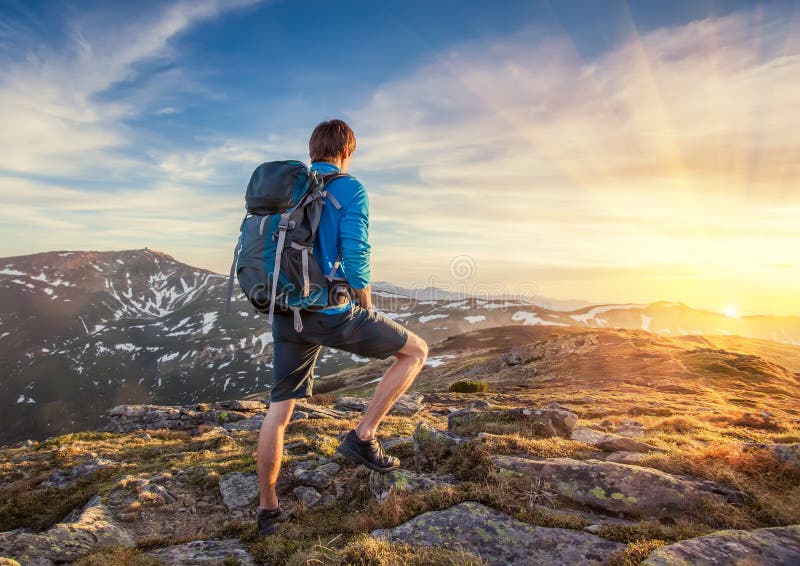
[1,1,799,314]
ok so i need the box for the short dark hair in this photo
[309,119,357,163]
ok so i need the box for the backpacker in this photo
[224,160,352,331]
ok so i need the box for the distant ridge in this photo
[1,248,799,444]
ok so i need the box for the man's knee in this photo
[400,333,428,365]
[264,399,296,429]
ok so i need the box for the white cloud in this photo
[347,12,800,291]
[0,0,260,176]
[1,6,798,313]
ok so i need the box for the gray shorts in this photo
[269,305,409,402]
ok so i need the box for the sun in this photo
[724,305,739,318]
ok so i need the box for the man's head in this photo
[309,119,356,172]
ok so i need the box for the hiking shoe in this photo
[257,506,292,536]
[335,429,400,472]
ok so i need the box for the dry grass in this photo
[607,540,666,566]
[75,545,162,566]
[645,442,800,527]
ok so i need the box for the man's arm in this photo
[340,181,372,308]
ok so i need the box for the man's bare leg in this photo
[257,398,296,510]
[354,332,428,441]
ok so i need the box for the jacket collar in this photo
[311,161,341,173]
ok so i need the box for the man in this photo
[256,119,429,535]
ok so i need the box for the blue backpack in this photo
[224,160,353,331]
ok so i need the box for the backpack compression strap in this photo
[224,215,247,315]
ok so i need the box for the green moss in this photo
[589,486,606,499]
[448,380,489,393]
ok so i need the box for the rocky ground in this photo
[1,326,799,565]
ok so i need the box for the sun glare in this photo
[724,305,739,318]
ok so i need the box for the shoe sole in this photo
[335,443,399,473]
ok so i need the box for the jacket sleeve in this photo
[340,181,371,289]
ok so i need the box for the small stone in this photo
[293,486,322,507]
[605,451,648,465]
[583,524,602,534]
[413,421,466,472]
[315,462,340,476]
[368,469,453,503]
[297,469,330,489]
[284,440,311,453]
[218,472,259,511]
[598,419,615,431]
[291,411,309,421]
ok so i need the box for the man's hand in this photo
[352,285,373,311]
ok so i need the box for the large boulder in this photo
[643,525,800,565]
[334,393,425,416]
[492,456,739,518]
[368,468,453,503]
[219,472,259,511]
[448,404,577,438]
[413,421,466,472]
[0,496,134,565]
[372,501,623,565]
[147,538,257,565]
[571,427,657,453]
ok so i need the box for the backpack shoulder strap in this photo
[318,172,351,209]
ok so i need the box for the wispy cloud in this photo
[344,10,800,312]
[0,0,260,176]
[1,5,798,314]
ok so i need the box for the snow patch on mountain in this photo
[512,311,569,326]
[420,314,448,324]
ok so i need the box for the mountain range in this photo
[1,248,799,445]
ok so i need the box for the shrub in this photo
[448,380,489,393]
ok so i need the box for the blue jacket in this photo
[311,161,371,314]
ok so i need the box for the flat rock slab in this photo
[492,456,738,519]
[0,496,134,565]
[293,401,350,420]
[448,405,578,438]
[42,457,118,488]
[103,404,254,433]
[219,472,259,511]
[369,468,454,503]
[643,525,800,565]
[223,414,265,432]
[571,427,657,453]
[605,451,649,465]
[147,538,256,565]
[335,393,425,416]
[372,501,623,565]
